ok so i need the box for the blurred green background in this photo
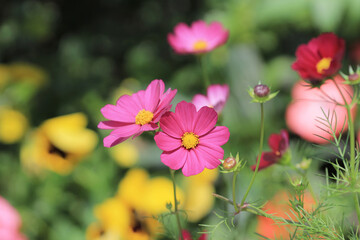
[1,0,360,239]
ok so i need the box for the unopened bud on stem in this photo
[223,157,236,170]
[254,84,270,97]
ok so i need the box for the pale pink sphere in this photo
[0,196,27,240]
[286,76,356,144]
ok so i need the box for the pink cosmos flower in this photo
[98,79,177,147]
[192,84,230,114]
[181,230,207,240]
[286,76,356,144]
[168,20,229,55]
[251,130,289,171]
[0,196,27,240]
[154,101,230,176]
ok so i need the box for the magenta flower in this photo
[168,20,229,55]
[251,130,289,171]
[0,196,27,240]
[192,84,230,114]
[154,101,230,176]
[98,79,177,147]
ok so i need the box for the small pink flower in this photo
[154,101,230,176]
[168,20,229,55]
[251,130,289,171]
[180,230,207,240]
[98,79,177,147]
[0,196,27,240]
[192,84,230,114]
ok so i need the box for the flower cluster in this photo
[99,79,230,176]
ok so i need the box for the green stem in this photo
[354,194,360,226]
[170,169,183,240]
[198,55,211,88]
[332,79,360,226]
[232,172,239,212]
[240,103,265,206]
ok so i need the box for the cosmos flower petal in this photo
[182,150,205,176]
[110,124,141,136]
[154,132,181,152]
[175,101,196,132]
[160,112,185,138]
[97,121,131,130]
[181,230,193,240]
[192,94,210,111]
[207,84,229,110]
[196,144,223,169]
[153,88,177,122]
[200,126,229,146]
[161,148,187,170]
[131,123,159,139]
[193,106,218,136]
[100,104,135,123]
[251,152,279,171]
[116,94,142,115]
[144,79,161,112]
[103,134,131,148]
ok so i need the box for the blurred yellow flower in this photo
[21,113,98,174]
[88,168,185,240]
[109,141,139,167]
[183,168,218,222]
[0,107,28,144]
[9,62,48,86]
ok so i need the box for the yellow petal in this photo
[143,177,184,215]
[94,198,131,235]
[186,168,218,184]
[41,113,98,154]
[183,182,215,222]
[117,169,149,209]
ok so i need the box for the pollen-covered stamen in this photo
[316,57,332,74]
[135,109,153,125]
[181,132,199,149]
[193,40,208,51]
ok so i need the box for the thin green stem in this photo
[170,169,183,240]
[332,78,360,226]
[198,55,211,88]
[232,172,239,212]
[332,79,355,179]
[240,103,265,206]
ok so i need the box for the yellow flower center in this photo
[135,109,153,125]
[193,40,208,51]
[181,132,199,149]
[316,57,332,74]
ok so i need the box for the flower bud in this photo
[222,157,236,170]
[254,84,270,97]
[349,73,359,81]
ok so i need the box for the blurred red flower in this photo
[292,33,345,83]
[251,130,289,171]
[180,230,207,240]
